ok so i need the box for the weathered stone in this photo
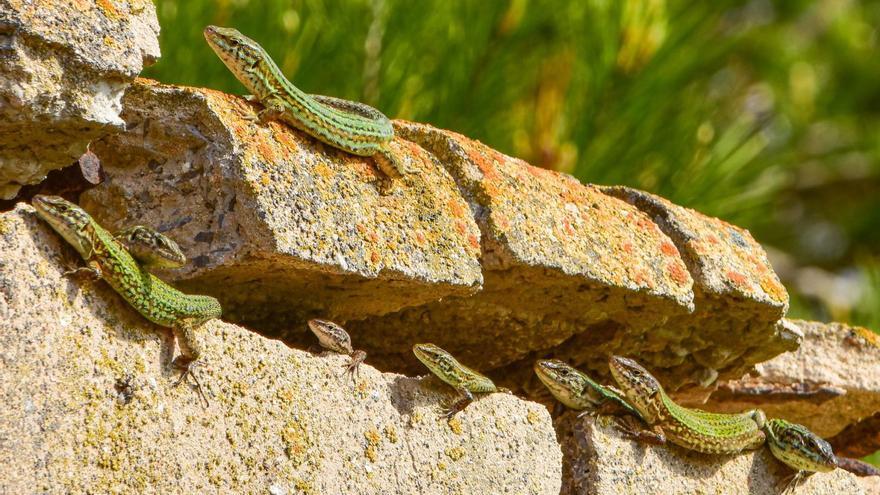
[0,204,561,495]
[830,412,880,458]
[0,0,159,199]
[558,414,865,495]
[80,87,793,394]
[352,122,698,380]
[81,79,483,337]
[688,319,880,454]
[602,186,794,395]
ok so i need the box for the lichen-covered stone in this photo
[81,79,483,338]
[691,319,880,456]
[351,122,697,380]
[602,186,794,394]
[0,204,560,495]
[558,414,865,495]
[80,88,793,394]
[0,0,160,199]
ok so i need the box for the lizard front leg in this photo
[342,349,367,381]
[443,388,475,419]
[63,259,102,280]
[613,415,667,445]
[171,318,209,407]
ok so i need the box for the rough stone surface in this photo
[82,79,483,336]
[830,412,880,458]
[78,86,794,395]
[0,0,159,199]
[603,186,794,394]
[689,319,880,454]
[558,414,865,495]
[355,122,697,380]
[0,204,560,495]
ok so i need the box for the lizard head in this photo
[608,356,662,412]
[307,319,353,354]
[204,25,269,91]
[115,225,186,269]
[413,343,458,379]
[534,359,590,409]
[32,195,93,258]
[765,419,838,473]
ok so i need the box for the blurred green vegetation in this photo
[146,0,879,462]
[146,0,879,327]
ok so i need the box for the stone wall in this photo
[0,2,877,494]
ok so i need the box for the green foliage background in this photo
[148,0,880,332]
[145,0,879,463]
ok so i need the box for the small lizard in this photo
[32,195,222,405]
[307,319,367,379]
[608,355,856,490]
[413,343,508,419]
[608,355,767,454]
[533,359,665,444]
[114,225,186,269]
[764,418,838,493]
[203,25,407,189]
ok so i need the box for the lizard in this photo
[608,355,850,491]
[202,25,407,190]
[533,359,665,444]
[413,343,508,419]
[307,319,367,379]
[32,195,222,405]
[763,418,838,492]
[608,355,768,455]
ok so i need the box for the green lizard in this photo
[307,319,367,379]
[534,359,665,444]
[608,355,844,491]
[114,225,186,269]
[32,195,222,404]
[203,25,407,187]
[413,343,508,419]
[608,355,767,454]
[764,418,838,492]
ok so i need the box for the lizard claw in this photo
[173,357,210,408]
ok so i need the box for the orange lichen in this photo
[635,217,655,232]
[668,262,690,285]
[447,199,465,218]
[660,242,678,257]
[96,0,121,20]
[759,275,787,303]
[465,147,499,181]
[726,270,749,287]
[468,234,480,250]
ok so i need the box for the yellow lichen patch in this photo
[526,409,541,425]
[281,419,311,466]
[364,427,381,462]
[383,424,398,443]
[96,0,121,20]
[444,446,466,461]
[851,326,880,347]
[294,478,315,495]
[447,416,463,435]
